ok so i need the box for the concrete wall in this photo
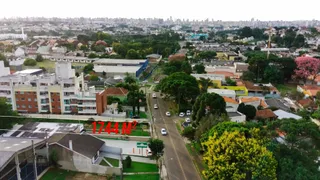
[226,103,239,112]
[50,144,121,175]
[100,144,122,155]
[230,113,246,123]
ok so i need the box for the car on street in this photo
[185,118,191,123]
[182,122,191,128]
[154,104,158,109]
[152,93,157,98]
[165,111,171,116]
[186,110,191,116]
[161,128,167,135]
[179,112,185,117]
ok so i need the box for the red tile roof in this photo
[256,109,277,119]
[223,96,238,104]
[297,98,317,109]
[105,87,128,96]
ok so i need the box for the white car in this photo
[165,112,171,117]
[186,110,191,116]
[185,118,191,123]
[152,93,157,98]
[147,149,152,156]
[179,112,185,117]
[161,128,167,135]
[154,104,158,109]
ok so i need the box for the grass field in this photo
[276,84,297,95]
[123,174,160,180]
[105,157,119,167]
[123,161,158,173]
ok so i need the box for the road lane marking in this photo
[156,98,188,180]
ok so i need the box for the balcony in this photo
[63,87,75,92]
[0,85,11,90]
[78,109,97,114]
[76,95,96,100]
[0,93,11,97]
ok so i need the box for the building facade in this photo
[0,61,107,115]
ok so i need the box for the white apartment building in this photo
[0,61,107,115]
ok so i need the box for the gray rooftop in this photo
[227,112,242,117]
[0,137,45,169]
[93,59,147,65]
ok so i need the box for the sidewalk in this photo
[123,155,156,164]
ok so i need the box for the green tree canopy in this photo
[157,72,200,104]
[35,54,43,62]
[148,138,164,158]
[23,58,37,66]
[83,63,94,74]
[191,93,226,124]
[202,130,277,180]
[193,64,206,74]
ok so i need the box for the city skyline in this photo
[1,0,320,21]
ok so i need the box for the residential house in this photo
[208,89,236,99]
[297,85,320,98]
[36,46,51,55]
[297,98,317,111]
[227,112,246,123]
[273,110,302,120]
[223,96,239,112]
[242,81,280,97]
[239,97,268,109]
[105,87,129,101]
[49,133,122,175]
[14,47,25,57]
[224,51,241,61]
[256,109,277,120]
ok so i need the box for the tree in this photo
[241,71,255,81]
[182,126,196,140]
[294,57,320,83]
[202,131,277,180]
[225,77,236,86]
[102,71,106,77]
[163,61,192,75]
[0,53,9,67]
[237,103,256,120]
[197,51,217,60]
[35,54,43,62]
[75,72,80,77]
[198,77,214,94]
[264,65,283,84]
[148,138,164,158]
[83,63,94,74]
[157,72,200,104]
[23,58,37,66]
[192,93,226,124]
[239,26,253,38]
[193,64,206,74]
[124,156,132,168]
[90,75,99,81]
[49,150,59,167]
[293,34,306,48]
[181,61,192,74]
[80,45,89,51]
[126,49,140,59]
[88,53,98,58]
[267,118,320,179]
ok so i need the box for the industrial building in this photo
[0,61,107,115]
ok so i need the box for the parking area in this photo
[101,139,151,157]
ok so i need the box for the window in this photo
[17,105,20,108]
[34,98,37,101]
[22,105,26,108]
[52,106,55,109]
[21,98,25,101]
[28,105,32,108]
[52,99,54,102]
[28,98,31,101]
[20,92,24,94]
[58,106,61,109]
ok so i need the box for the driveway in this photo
[150,92,201,180]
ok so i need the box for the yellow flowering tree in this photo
[202,130,277,180]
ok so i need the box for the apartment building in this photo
[0,61,107,115]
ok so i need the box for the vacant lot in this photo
[123,161,158,173]
[123,174,159,180]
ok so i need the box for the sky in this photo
[1,0,320,21]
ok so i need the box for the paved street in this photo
[150,92,200,180]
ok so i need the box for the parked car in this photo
[186,110,191,116]
[185,118,191,123]
[147,149,152,156]
[181,122,191,128]
[161,128,167,135]
[165,112,171,116]
[154,104,158,109]
[152,93,157,98]
[179,112,185,117]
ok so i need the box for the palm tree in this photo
[198,77,214,94]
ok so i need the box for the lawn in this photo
[105,157,119,167]
[129,129,150,136]
[40,168,77,180]
[123,174,160,180]
[99,159,110,166]
[123,161,158,173]
[276,84,297,95]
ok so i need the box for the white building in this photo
[227,112,246,123]
[191,74,225,82]
[0,61,10,77]
[208,89,236,99]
